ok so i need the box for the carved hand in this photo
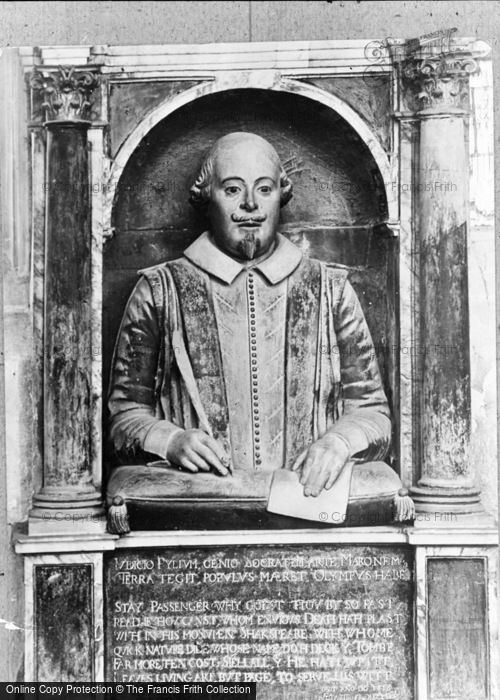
[292,433,351,497]
[166,429,231,476]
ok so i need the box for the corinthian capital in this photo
[402,53,478,113]
[30,66,100,122]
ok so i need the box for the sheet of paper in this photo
[266,461,354,523]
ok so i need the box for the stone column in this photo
[400,49,481,513]
[29,67,105,532]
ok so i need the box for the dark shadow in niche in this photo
[103,86,398,498]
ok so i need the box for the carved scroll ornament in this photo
[30,66,99,122]
[402,54,478,111]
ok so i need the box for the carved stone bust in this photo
[106,132,413,533]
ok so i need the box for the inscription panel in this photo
[105,545,414,699]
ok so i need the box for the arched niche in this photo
[103,86,399,468]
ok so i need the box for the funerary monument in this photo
[1,35,497,698]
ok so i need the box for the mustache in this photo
[231,214,267,223]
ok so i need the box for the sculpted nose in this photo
[241,191,257,212]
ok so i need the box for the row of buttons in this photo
[248,271,261,467]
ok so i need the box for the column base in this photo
[29,486,106,534]
[410,484,482,514]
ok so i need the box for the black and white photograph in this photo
[0,2,498,698]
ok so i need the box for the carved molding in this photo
[30,66,100,122]
[402,54,479,113]
[397,117,418,141]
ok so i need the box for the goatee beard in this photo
[239,232,260,260]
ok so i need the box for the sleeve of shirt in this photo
[107,275,183,461]
[327,276,392,461]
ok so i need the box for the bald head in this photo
[209,132,281,167]
[189,132,293,210]
[189,132,292,262]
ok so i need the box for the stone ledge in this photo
[14,520,498,554]
[15,532,118,554]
